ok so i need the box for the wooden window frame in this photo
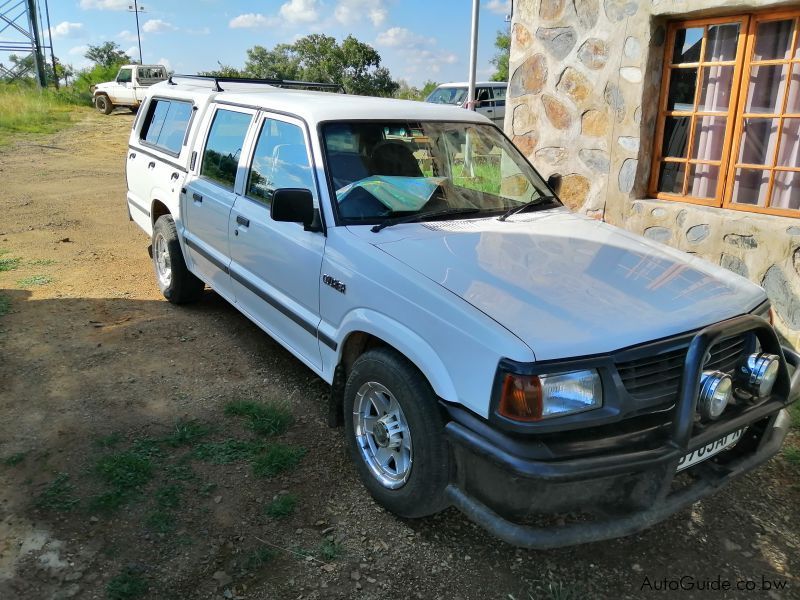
[649,9,800,218]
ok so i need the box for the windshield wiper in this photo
[497,196,559,222]
[371,207,482,233]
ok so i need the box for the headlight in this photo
[743,352,780,397]
[498,369,602,422]
[698,370,733,420]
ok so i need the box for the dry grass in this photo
[0,84,78,145]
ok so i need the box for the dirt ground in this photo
[0,109,799,600]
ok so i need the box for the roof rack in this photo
[167,74,344,93]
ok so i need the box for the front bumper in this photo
[444,316,800,549]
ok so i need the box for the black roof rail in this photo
[166,74,344,93]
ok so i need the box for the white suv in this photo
[125,75,799,548]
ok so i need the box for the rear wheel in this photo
[152,215,204,304]
[95,94,113,115]
[343,347,450,518]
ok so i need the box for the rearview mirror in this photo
[270,188,321,232]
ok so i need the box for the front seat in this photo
[370,142,423,177]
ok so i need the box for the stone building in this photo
[505,0,800,347]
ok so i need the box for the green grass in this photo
[28,258,56,266]
[17,274,53,287]
[3,452,27,466]
[224,399,293,436]
[265,493,297,518]
[0,294,9,317]
[244,546,276,570]
[90,448,154,511]
[106,568,148,600]
[93,432,123,449]
[192,439,265,464]
[252,444,306,478]
[145,510,175,533]
[154,484,182,509]
[319,539,343,561]
[784,446,800,468]
[0,84,77,145]
[162,420,211,448]
[36,473,80,511]
[789,400,800,430]
[0,257,21,272]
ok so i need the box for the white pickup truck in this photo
[92,64,167,114]
[124,74,799,548]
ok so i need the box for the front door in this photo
[228,114,325,369]
[183,106,255,295]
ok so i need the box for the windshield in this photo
[425,87,467,105]
[321,121,558,224]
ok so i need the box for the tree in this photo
[394,79,439,101]
[199,62,244,78]
[242,34,399,97]
[490,30,510,82]
[85,42,130,68]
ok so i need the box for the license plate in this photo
[676,427,746,472]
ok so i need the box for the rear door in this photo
[228,113,325,369]
[492,84,507,123]
[475,86,499,123]
[183,105,255,297]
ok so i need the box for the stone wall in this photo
[506,0,800,348]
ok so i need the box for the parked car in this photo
[124,74,799,548]
[425,81,507,124]
[92,64,168,114]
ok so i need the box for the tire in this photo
[343,347,450,518]
[95,95,113,115]
[151,215,204,304]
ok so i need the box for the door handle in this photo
[192,193,203,203]
[147,161,156,169]
[129,152,136,159]
[170,172,179,181]
[236,215,250,227]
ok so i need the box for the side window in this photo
[476,87,493,108]
[117,68,132,83]
[246,118,313,204]
[493,86,506,107]
[140,99,193,155]
[200,109,253,191]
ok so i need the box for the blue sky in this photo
[43,0,511,86]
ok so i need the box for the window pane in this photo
[662,116,691,158]
[200,109,252,191]
[692,116,727,161]
[672,27,703,63]
[753,19,794,61]
[705,23,740,62]
[143,99,170,146]
[739,118,779,165]
[777,118,800,167]
[155,101,193,154]
[698,66,734,111]
[771,170,800,209]
[745,64,789,114]
[247,119,312,202]
[731,169,770,205]
[667,68,698,111]
[784,66,800,113]
[657,162,686,194]
[687,164,720,198]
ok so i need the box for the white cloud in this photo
[156,57,172,72]
[376,27,433,48]
[68,44,89,56]
[486,0,511,16]
[335,0,387,27]
[118,30,139,43]
[50,21,83,39]
[79,0,128,10]
[280,0,320,24]
[126,45,139,60]
[142,19,176,33]
[229,13,277,29]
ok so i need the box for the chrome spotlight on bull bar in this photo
[672,315,793,449]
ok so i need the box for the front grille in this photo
[616,335,747,404]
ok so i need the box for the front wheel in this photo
[95,95,113,115]
[343,347,450,518]
[152,215,204,304]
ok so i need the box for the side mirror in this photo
[270,188,321,232]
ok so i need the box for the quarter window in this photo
[651,11,800,216]
[246,118,314,204]
[200,109,252,191]
[140,98,193,155]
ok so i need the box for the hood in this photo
[362,210,766,361]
